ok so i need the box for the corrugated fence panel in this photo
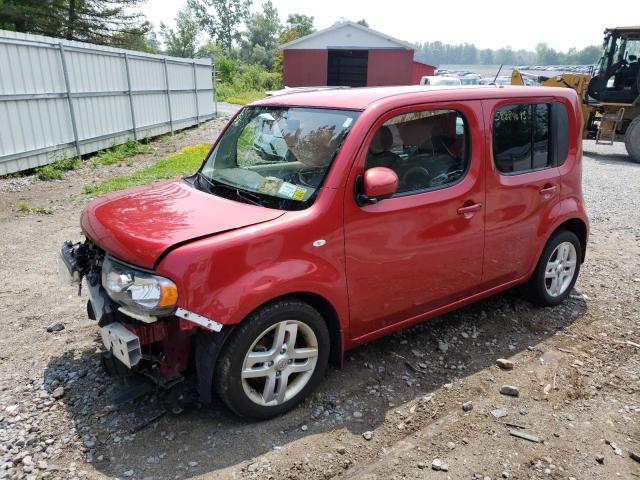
[0,29,216,175]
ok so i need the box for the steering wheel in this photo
[402,166,430,190]
[296,169,322,187]
[430,169,464,187]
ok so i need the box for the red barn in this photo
[281,21,435,88]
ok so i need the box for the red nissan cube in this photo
[61,85,588,419]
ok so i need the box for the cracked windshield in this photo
[200,107,360,208]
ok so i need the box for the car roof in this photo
[251,85,576,111]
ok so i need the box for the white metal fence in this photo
[0,30,217,175]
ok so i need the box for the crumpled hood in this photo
[81,179,285,268]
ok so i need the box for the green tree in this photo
[495,46,517,65]
[479,48,495,65]
[188,0,252,54]
[111,22,159,53]
[160,4,201,58]
[577,45,602,65]
[0,0,151,47]
[535,42,560,65]
[242,0,281,68]
[280,13,315,43]
[273,14,315,72]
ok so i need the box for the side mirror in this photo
[357,167,399,205]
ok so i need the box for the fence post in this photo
[212,62,217,117]
[123,52,138,141]
[192,61,200,124]
[162,57,173,135]
[58,43,81,158]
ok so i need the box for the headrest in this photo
[369,126,393,154]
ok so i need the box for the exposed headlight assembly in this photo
[101,256,178,318]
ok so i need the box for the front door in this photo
[344,102,485,340]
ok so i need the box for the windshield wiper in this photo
[196,172,263,206]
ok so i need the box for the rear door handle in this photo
[539,184,558,196]
[457,203,483,217]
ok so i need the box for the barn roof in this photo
[279,21,415,51]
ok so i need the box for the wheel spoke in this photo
[287,361,316,374]
[244,350,274,369]
[290,347,318,360]
[284,322,299,352]
[545,271,558,280]
[272,322,287,352]
[262,372,277,403]
[242,365,272,379]
[559,244,570,261]
[275,372,289,403]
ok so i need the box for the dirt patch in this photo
[0,136,638,480]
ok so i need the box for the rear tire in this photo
[625,116,640,163]
[523,230,582,307]
[214,299,330,420]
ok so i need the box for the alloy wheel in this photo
[241,320,319,406]
[544,241,577,297]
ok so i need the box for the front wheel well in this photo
[282,292,343,367]
[551,218,588,262]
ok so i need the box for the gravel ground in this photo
[0,128,638,480]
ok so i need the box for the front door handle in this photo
[457,202,483,218]
[539,184,558,197]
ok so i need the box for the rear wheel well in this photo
[552,219,587,262]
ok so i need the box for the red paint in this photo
[81,85,588,380]
[124,321,167,345]
[283,48,431,87]
[411,60,436,84]
[283,49,328,87]
[81,179,284,268]
[366,49,414,86]
[363,167,399,198]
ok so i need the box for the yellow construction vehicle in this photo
[511,26,640,163]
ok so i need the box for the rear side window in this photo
[493,103,551,173]
[493,101,572,174]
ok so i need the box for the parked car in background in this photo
[420,76,462,86]
[60,85,588,419]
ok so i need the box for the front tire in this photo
[524,230,582,307]
[214,299,330,419]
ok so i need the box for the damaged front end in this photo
[59,240,229,409]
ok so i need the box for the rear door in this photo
[482,99,560,286]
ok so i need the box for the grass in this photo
[35,157,81,180]
[83,144,210,195]
[217,83,266,105]
[17,201,53,215]
[2,139,150,182]
[91,140,151,168]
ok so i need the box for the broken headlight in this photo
[101,256,178,316]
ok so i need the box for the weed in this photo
[35,157,81,181]
[91,140,151,168]
[83,144,210,195]
[16,201,53,215]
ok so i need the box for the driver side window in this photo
[365,109,469,195]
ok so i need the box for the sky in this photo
[144,0,635,52]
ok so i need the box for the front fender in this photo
[155,200,349,334]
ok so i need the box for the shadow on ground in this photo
[44,289,587,479]
[582,149,640,166]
